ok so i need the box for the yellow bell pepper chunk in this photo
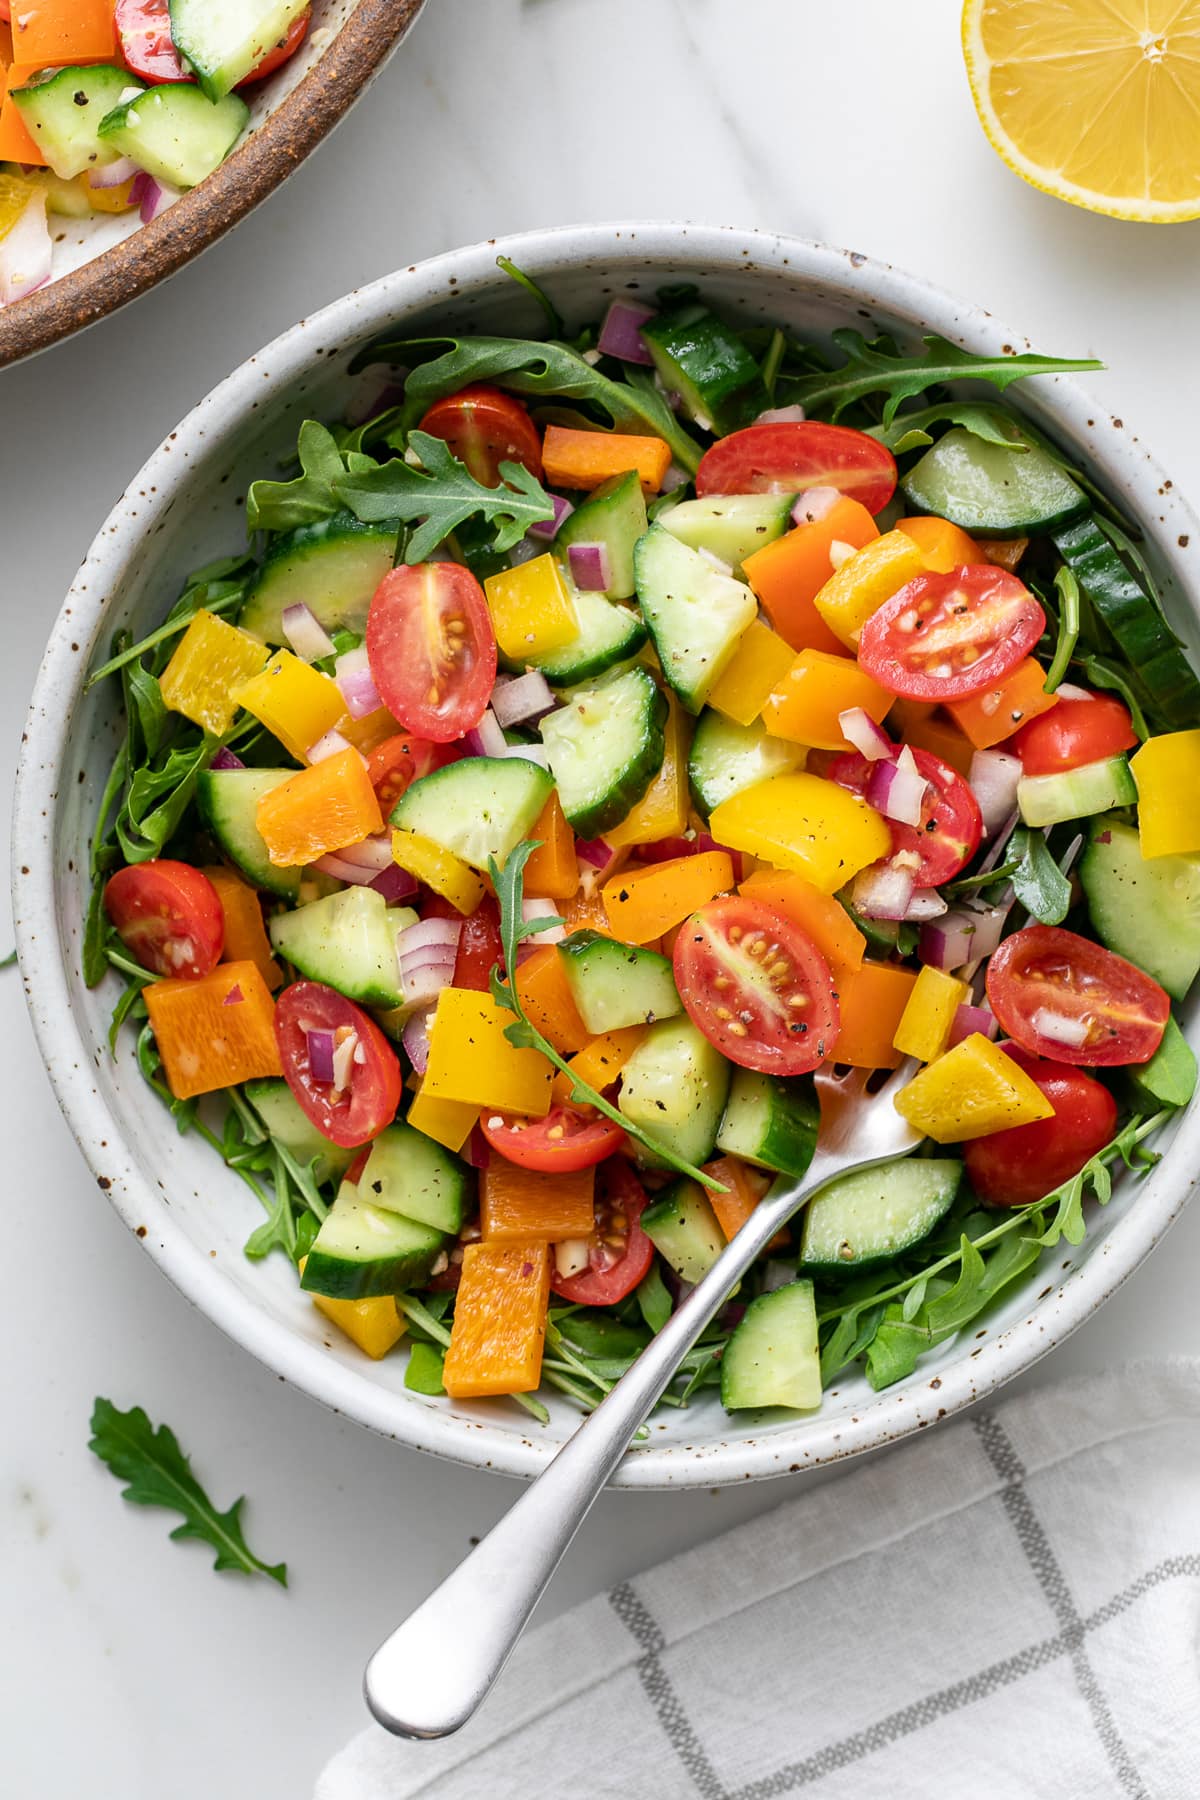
[423,989,554,1116]
[159,609,269,735]
[706,619,797,727]
[892,965,970,1064]
[605,692,689,846]
[894,1034,1054,1143]
[406,1085,479,1153]
[710,773,890,894]
[300,1258,407,1360]
[484,554,580,660]
[1131,731,1200,857]
[762,648,894,751]
[391,829,486,914]
[812,529,925,649]
[234,650,346,762]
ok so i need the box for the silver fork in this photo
[364,1058,921,1740]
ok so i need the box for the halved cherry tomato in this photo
[481,1103,626,1173]
[963,1044,1118,1207]
[673,896,839,1075]
[986,925,1169,1067]
[550,1159,654,1304]
[858,566,1045,702]
[417,386,543,488]
[274,980,402,1146]
[695,422,897,515]
[366,733,455,814]
[829,745,983,886]
[237,6,310,84]
[115,0,189,81]
[104,860,224,979]
[365,562,497,743]
[453,898,503,992]
[1010,693,1137,776]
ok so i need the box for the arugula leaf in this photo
[245,421,377,535]
[870,399,1032,456]
[335,431,555,563]
[1009,826,1073,925]
[636,1263,673,1334]
[1077,654,1151,741]
[496,254,564,339]
[404,1342,447,1395]
[89,1398,286,1586]
[1043,568,1081,693]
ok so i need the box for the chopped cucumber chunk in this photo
[390,756,553,873]
[721,1281,821,1412]
[540,665,666,838]
[634,524,757,714]
[902,426,1088,536]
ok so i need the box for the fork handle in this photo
[363,1149,842,1740]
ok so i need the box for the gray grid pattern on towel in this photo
[608,1414,1196,1799]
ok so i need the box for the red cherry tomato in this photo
[366,732,455,814]
[550,1160,654,1304]
[673,897,839,1075]
[986,925,1169,1067]
[858,566,1045,702]
[115,0,189,81]
[366,562,497,743]
[829,745,983,886]
[104,860,224,979]
[963,1045,1118,1206]
[1010,693,1137,776]
[237,6,310,84]
[480,1104,626,1173]
[453,898,503,992]
[274,981,403,1146]
[417,385,543,488]
[695,422,897,515]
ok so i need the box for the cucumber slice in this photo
[98,85,248,190]
[389,755,553,872]
[300,1187,444,1301]
[640,304,765,433]
[554,471,647,600]
[242,1078,356,1187]
[239,513,398,646]
[902,426,1088,536]
[641,1178,725,1282]
[619,1015,730,1170]
[721,1281,821,1412]
[357,1121,472,1235]
[12,66,144,180]
[716,1069,819,1178]
[659,494,795,574]
[1054,516,1200,729]
[1130,1015,1197,1111]
[169,0,309,101]
[1079,818,1200,1000]
[269,888,416,1009]
[799,1160,962,1273]
[1017,753,1136,829]
[634,524,757,715]
[196,768,300,899]
[688,709,803,817]
[540,665,667,838]
[507,589,646,686]
[558,929,681,1032]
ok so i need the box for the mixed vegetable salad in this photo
[0,1,310,305]
[84,271,1200,1424]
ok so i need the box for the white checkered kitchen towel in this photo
[317,1360,1200,1799]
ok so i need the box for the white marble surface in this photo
[5,2,1200,1794]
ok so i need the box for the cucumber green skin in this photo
[641,1179,725,1283]
[721,1281,821,1412]
[1053,516,1200,729]
[540,667,668,839]
[390,755,553,872]
[243,1078,356,1187]
[715,1069,819,1178]
[1129,1015,1197,1111]
[1079,819,1200,1000]
[659,494,794,574]
[99,85,249,189]
[301,1204,444,1300]
[619,1015,731,1171]
[169,0,308,101]
[902,427,1088,535]
[555,471,647,600]
[358,1121,473,1235]
[557,930,681,1032]
[502,590,646,686]
[799,1160,962,1274]
[687,710,803,818]
[239,514,397,646]
[196,768,301,899]
[12,66,142,180]
[640,305,765,433]
[634,524,758,715]
[1016,754,1136,829]
[268,889,415,1009]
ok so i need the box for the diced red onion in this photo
[522,897,565,946]
[401,944,462,978]
[307,728,358,764]
[949,1003,998,1048]
[0,192,50,306]
[491,669,556,727]
[311,852,378,887]
[400,958,457,1008]
[306,1028,336,1085]
[130,173,177,224]
[1054,683,1094,703]
[334,834,394,873]
[576,838,614,870]
[89,155,141,189]
[866,752,930,828]
[401,1008,435,1075]
[660,464,691,493]
[282,601,336,663]
[756,403,807,425]
[969,749,1022,835]
[567,541,612,592]
[904,888,948,922]
[222,984,244,1007]
[839,708,892,761]
[331,1032,359,1091]
[502,742,551,768]
[597,298,657,365]
[1031,1007,1090,1049]
[397,917,462,960]
[792,485,840,526]
[465,708,508,758]
[334,647,383,720]
[210,748,245,771]
[527,493,574,541]
[962,901,1008,963]
[851,863,915,920]
[369,863,419,904]
[919,910,978,972]
[465,1125,491,1170]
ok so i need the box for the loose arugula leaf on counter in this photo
[1009,825,1073,925]
[89,1398,287,1586]
[335,431,555,563]
[245,420,377,534]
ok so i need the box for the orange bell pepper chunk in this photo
[256,749,383,868]
[601,850,734,944]
[703,1156,790,1250]
[514,945,590,1057]
[896,516,983,573]
[947,658,1058,750]
[480,1161,595,1242]
[561,885,620,936]
[762,648,894,751]
[523,794,578,899]
[542,425,672,495]
[442,1241,551,1397]
[739,870,865,978]
[831,962,917,1069]
[0,60,45,164]
[339,705,403,755]
[202,865,282,989]
[14,0,115,63]
[551,1025,647,1105]
[743,496,878,654]
[145,961,282,1100]
[887,699,977,778]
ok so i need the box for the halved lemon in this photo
[963,0,1200,222]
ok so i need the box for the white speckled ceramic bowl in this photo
[14,224,1200,1486]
